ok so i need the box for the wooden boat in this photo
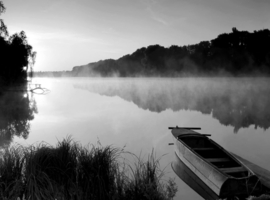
[170,127,262,199]
[172,151,219,200]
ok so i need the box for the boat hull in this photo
[171,128,263,198]
[173,133,227,196]
[172,152,219,200]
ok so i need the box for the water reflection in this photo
[74,78,270,133]
[0,90,37,148]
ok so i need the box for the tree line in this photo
[72,28,270,77]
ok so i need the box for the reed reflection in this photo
[0,90,37,148]
[74,78,270,133]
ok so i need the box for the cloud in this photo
[146,6,168,25]
[39,32,106,45]
[9,27,108,46]
[140,0,169,25]
[40,0,73,14]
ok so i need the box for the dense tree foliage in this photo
[0,1,36,85]
[72,28,270,77]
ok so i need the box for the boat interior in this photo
[178,135,251,178]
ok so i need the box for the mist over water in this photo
[74,77,270,133]
[72,77,270,199]
[1,77,269,200]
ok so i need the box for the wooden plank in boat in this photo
[193,148,215,151]
[220,167,247,173]
[168,127,201,130]
[206,158,230,163]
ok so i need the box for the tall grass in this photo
[0,145,24,199]
[23,144,55,200]
[122,151,177,200]
[0,138,177,200]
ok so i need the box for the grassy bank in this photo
[0,137,177,200]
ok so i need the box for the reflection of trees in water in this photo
[0,90,37,148]
[74,78,270,133]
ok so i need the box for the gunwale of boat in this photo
[172,152,219,200]
[170,127,263,198]
[174,132,254,179]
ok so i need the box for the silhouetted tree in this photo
[0,1,8,38]
[0,1,36,86]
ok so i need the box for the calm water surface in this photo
[2,77,270,200]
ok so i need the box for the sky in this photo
[2,0,270,71]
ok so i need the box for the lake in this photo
[1,77,270,200]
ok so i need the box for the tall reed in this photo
[122,151,177,200]
[0,145,24,199]
[0,137,177,200]
[23,144,55,200]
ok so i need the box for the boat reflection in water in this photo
[170,127,270,200]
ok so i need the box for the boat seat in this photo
[193,148,215,151]
[219,166,247,173]
[206,158,230,163]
